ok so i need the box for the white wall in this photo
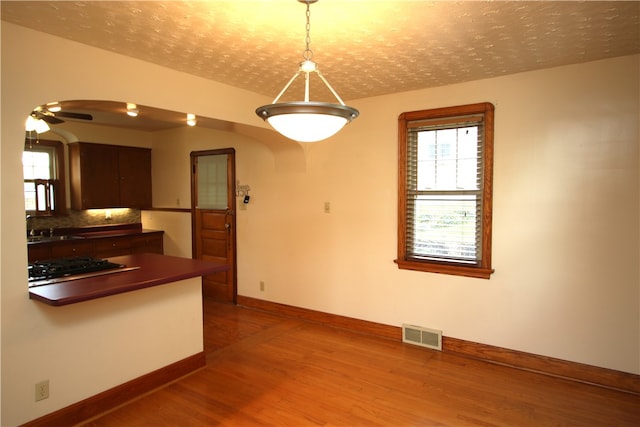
[144,53,639,376]
[2,21,639,424]
[4,278,203,426]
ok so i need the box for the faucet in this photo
[26,215,35,237]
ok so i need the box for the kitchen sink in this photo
[27,235,84,243]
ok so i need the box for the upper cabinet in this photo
[69,142,152,209]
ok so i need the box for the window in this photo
[23,139,66,216]
[396,103,494,279]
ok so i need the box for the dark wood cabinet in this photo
[50,240,95,259]
[69,142,152,209]
[28,231,164,262]
[118,146,152,208]
[92,235,133,258]
[131,233,164,254]
[28,244,52,262]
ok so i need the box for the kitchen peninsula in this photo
[29,253,228,306]
[24,252,228,426]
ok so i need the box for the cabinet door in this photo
[131,233,164,254]
[70,143,119,209]
[50,240,95,258]
[92,236,133,258]
[70,143,152,209]
[28,244,52,262]
[118,147,152,208]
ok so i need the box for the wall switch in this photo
[324,201,330,213]
[35,380,49,401]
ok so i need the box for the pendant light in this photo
[256,0,359,143]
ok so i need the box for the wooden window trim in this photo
[396,102,494,279]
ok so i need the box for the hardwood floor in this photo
[82,298,640,426]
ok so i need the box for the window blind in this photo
[406,115,484,265]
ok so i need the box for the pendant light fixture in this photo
[256,0,359,143]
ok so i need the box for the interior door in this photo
[191,149,236,303]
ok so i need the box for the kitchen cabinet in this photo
[131,233,164,254]
[50,240,95,259]
[69,142,152,209]
[28,244,52,262]
[28,231,164,262]
[92,235,133,258]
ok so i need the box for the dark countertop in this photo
[28,253,228,306]
[27,223,163,246]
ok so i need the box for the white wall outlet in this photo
[260,281,265,291]
[35,380,49,401]
[324,201,330,213]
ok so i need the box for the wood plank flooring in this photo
[82,298,640,426]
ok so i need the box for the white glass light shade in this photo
[35,119,50,133]
[256,102,358,143]
[25,116,37,131]
[26,116,50,133]
[267,114,346,143]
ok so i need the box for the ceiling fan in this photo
[30,105,93,125]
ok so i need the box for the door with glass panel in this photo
[191,148,236,303]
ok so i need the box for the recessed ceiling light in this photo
[126,103,139,117]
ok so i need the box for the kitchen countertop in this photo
[27,226,163,245]
[28,253,228,306]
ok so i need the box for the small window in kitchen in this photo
[396,103,495,279]
[23,139,67,216]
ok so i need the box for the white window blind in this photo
[406,115,484,265]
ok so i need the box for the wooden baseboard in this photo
[21,352,206,427]
[237,296,640,395]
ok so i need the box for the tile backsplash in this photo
[27,209,141,234]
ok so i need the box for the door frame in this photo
[190,148,237,303]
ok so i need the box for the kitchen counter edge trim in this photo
[28,253,228,306]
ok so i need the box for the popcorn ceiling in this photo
[2,1,638,101]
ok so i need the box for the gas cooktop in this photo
[28,256,131,287]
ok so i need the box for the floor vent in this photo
[402,324,442,351]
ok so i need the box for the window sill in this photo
[394,259,494,279]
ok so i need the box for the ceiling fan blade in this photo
[31,110,64,124]
[56,111,93,121]
[37,114,64,124]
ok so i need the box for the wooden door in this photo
[191,149,236,303]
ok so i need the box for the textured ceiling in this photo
[2,1,639,129]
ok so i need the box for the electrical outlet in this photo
[324,201,331,213]
[260,281,265,291]
[35,380,49,401]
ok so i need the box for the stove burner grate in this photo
[28,256,124,282]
